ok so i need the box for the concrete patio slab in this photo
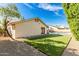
[62,38,79,56]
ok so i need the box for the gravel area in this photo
[0,37,46,56]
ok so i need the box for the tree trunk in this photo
[4,16,15,40]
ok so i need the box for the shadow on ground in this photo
[62,48,79,56]
[0,39,46,56]
[23,34,62,40]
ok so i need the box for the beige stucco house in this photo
[7,18,48,39]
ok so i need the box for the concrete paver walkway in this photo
[62,38,79,56]
[0,37,46,56]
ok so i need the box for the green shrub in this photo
[62,3,79,40]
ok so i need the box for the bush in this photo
[62,3,79,40]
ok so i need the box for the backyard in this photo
[24,34,70,56]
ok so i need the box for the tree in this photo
[62,3,79,40]
[0,4,22,40]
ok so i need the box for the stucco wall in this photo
[14,20,47,38]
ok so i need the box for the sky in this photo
[0,3,69,27]
[16,3,69,27]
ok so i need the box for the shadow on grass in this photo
[27,39,66,45]
[25,34,62,40]
[43,39,66,44]
[23,34,69,56]
[25,41,66,56]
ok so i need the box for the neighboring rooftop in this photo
[49,25,69,29]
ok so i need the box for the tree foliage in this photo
[0,4,22,40]
[62,3,79,40]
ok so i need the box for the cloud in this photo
[0,3,8,8]
[54,11,63,16]
[38,3,63,12]
[0,3,15,8]
[38,3,63,16]
[24,3,34,9]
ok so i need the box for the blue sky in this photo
[16,3,68,27]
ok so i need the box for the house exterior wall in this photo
[14,20,48,38]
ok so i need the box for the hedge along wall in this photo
[62,3,79,40]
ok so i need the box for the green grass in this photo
[24,34,70,56]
